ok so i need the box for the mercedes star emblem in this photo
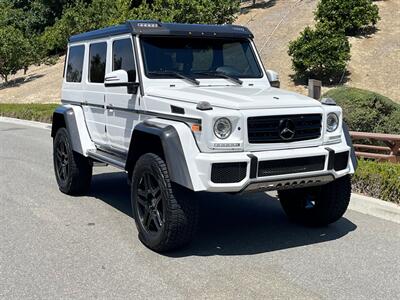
[279,119,296,140]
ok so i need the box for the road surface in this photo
[1,120,399,299]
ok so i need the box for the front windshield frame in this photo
[139,36,264,80]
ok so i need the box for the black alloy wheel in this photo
[53,127,92,195]
[131,153,199,252]
[55,136,70,183]
[136,172,165,236]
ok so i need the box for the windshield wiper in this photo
[148,70,200,86]
[193,71,243,85]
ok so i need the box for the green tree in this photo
[315,0,380,35]
[41,0,240,54]
[0,26,30,83]
[288,23,351,83]
[140,0,240,24]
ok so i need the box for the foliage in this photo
[1,0,240,63]
[353,159,400,204]
[0,26,30,82]
[315,0,380,35]
[323,87,400,134]
[0,103,58,123]
[288,23,351,83]
[39,0,240,54]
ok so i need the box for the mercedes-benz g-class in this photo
[52,21,356,252]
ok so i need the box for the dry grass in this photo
[0,56,64,104]
[236,0,400,103]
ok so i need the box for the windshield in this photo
[140,37,263,80]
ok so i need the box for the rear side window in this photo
[66,45,85,82]
[112,39,136,82]
[89,42,107,83]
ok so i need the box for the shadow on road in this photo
[90,171,357,256]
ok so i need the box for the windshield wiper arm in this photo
[194,71,243,85]
[148,71,200,86]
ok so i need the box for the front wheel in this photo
[278,175,351,226]
[131,153,198,252]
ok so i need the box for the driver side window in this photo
[112,38,136,82]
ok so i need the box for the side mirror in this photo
[266,70,280,88]
[104,70,138,94]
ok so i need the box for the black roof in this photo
[69,20,253,43]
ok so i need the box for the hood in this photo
[146,85,322,110]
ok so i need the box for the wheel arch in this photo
[126,120,194,190]
[51,105,95,156]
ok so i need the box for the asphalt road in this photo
[1,120,399,299]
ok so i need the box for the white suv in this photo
[52,21,356,252]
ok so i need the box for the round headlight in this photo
[214,118,232,139]
[327,113,339,132]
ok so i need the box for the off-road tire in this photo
[131,153,198,252]
[278,175,351,226]
[53,127,92,195]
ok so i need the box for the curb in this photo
[349,193,400,224]
[0,116,51,130]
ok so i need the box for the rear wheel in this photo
[131,153,198,252]
[278,175,351,226]
[53,127,92,195]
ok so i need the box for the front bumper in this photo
[193,142,353,193]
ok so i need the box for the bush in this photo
[323,87,400,134]
[315,0,380,35]
[0,26,30,82]
[353,160,400,204]
[288,23,351,83]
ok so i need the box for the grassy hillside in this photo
[236,0,400,103]
[0,0,398,104]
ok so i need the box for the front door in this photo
[105,37,140,153]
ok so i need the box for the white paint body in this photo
[61,35,354,192]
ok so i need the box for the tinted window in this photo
[89,42,107,83]
[141,37,262,79]
[113,39,136,82]
[66,45,84,82]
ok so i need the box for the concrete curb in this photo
[0,116,51,130]
[349,193,400,224]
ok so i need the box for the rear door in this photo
[82,41,108,146]
[105,36,140,152]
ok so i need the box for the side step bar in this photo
[87,149,126,169]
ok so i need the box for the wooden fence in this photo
[350,131,400,163]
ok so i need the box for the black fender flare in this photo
[125,120,194,190]
[343,121,358,170]
[51,105,84,154]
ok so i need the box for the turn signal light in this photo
[191,124,202,132]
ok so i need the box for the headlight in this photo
[214,118,232,139]
[327,113,339,132]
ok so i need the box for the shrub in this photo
[353,160,400,204]
[323,87,400,134]
[0,26,30,82]
[288,23,351,83]
[315,0,380,35]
